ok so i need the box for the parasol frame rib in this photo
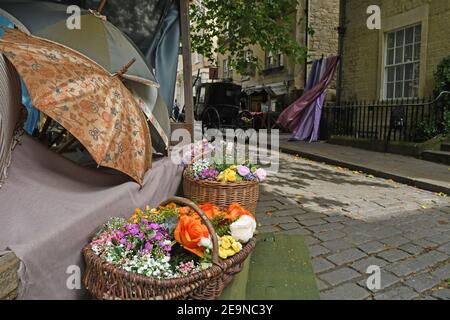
[117,58,137,77]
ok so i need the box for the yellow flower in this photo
[150,208,159,214]
[219,247,228,259]
[220,237,232,249]
[225,249,236,257]
[163,203,177,210]
[229,165,237,170]
[231,241,242,253]
[217,168,238,182]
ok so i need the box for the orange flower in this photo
[199,203,222,220]
[178,206,192,216]
[174,215,209,257]
[226,203,255,221]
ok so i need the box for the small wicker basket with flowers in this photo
[182,141,267,214]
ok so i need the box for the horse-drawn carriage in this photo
[195,82,254,135]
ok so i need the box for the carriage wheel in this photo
[201,107,221,140]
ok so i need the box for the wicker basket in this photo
[183,173,260,214]
[82,197,256,300]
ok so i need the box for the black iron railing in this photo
[321,92,450,143]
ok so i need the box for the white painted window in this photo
[266,51,284,69]
[223,58,233,79]
[384,24,421,99]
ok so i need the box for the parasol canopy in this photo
[0,28,152,184]
[0,0,171,153]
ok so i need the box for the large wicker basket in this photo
[82,197,256,300]
[183,173,260,214]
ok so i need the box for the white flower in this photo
[199,237,212,249]
[255,168,267,182]
[230,215,256,243]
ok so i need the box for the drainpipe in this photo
[336,0,347,104]
[303,0,310,89]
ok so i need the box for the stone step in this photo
[422,150,450,165]
[441,143,450,152]
[0,252,20,300]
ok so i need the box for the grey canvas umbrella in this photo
[0,0,170,153]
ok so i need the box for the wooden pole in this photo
[97,0,107,14]
[179,0,194,139]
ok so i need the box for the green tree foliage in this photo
[434,56,450,135]
[190,0,308,74]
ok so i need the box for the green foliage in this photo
[210,214,232,237]
[434,56,450,96]
[415,119,440,142]
[190,0,308,74]
[443,109,450,135]
[95,217,127,238]
[433,55,450,137]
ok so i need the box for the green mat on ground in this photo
[220,233,319,300]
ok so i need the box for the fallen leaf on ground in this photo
[435,192,447,197]
[265,211,273,217]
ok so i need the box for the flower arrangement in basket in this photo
[182,140,267,214]
[83,197,257,300]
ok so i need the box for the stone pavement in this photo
[276,134,450,194]
[257,152,450,300]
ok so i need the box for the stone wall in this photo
[341,0,450,101]
[0,252,19,300]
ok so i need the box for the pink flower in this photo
[255,168,267,182]
[237,165,250,177]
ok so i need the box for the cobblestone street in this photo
[257,152,450,300]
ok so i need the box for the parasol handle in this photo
[116,58,136,77]
[97,0,107,14]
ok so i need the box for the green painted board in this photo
[220,233,319,300]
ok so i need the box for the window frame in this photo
[383,23,422,100]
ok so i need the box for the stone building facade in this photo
[340,0,450,101]
[216,0,340,113]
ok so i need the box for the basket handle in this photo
[159,196,220,266]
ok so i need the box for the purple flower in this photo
[152,233,163,242]
[198,168,219,181]
[237,165,250,177]
[138,232,145,241]
[126,224,140,236]
[147,223,160,230]
[115,230,125,239]
[142,241,153,253]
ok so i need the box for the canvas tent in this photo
[0,0,195,299]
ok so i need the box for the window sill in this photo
[262,66,285,75]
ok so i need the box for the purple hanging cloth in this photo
[289,58,326,141]
[290,57,329,142]
[277,56,340,133]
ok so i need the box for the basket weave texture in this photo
[183,173,260,214]
[83,197,256,300]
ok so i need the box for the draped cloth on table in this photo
[277,56,340,142]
